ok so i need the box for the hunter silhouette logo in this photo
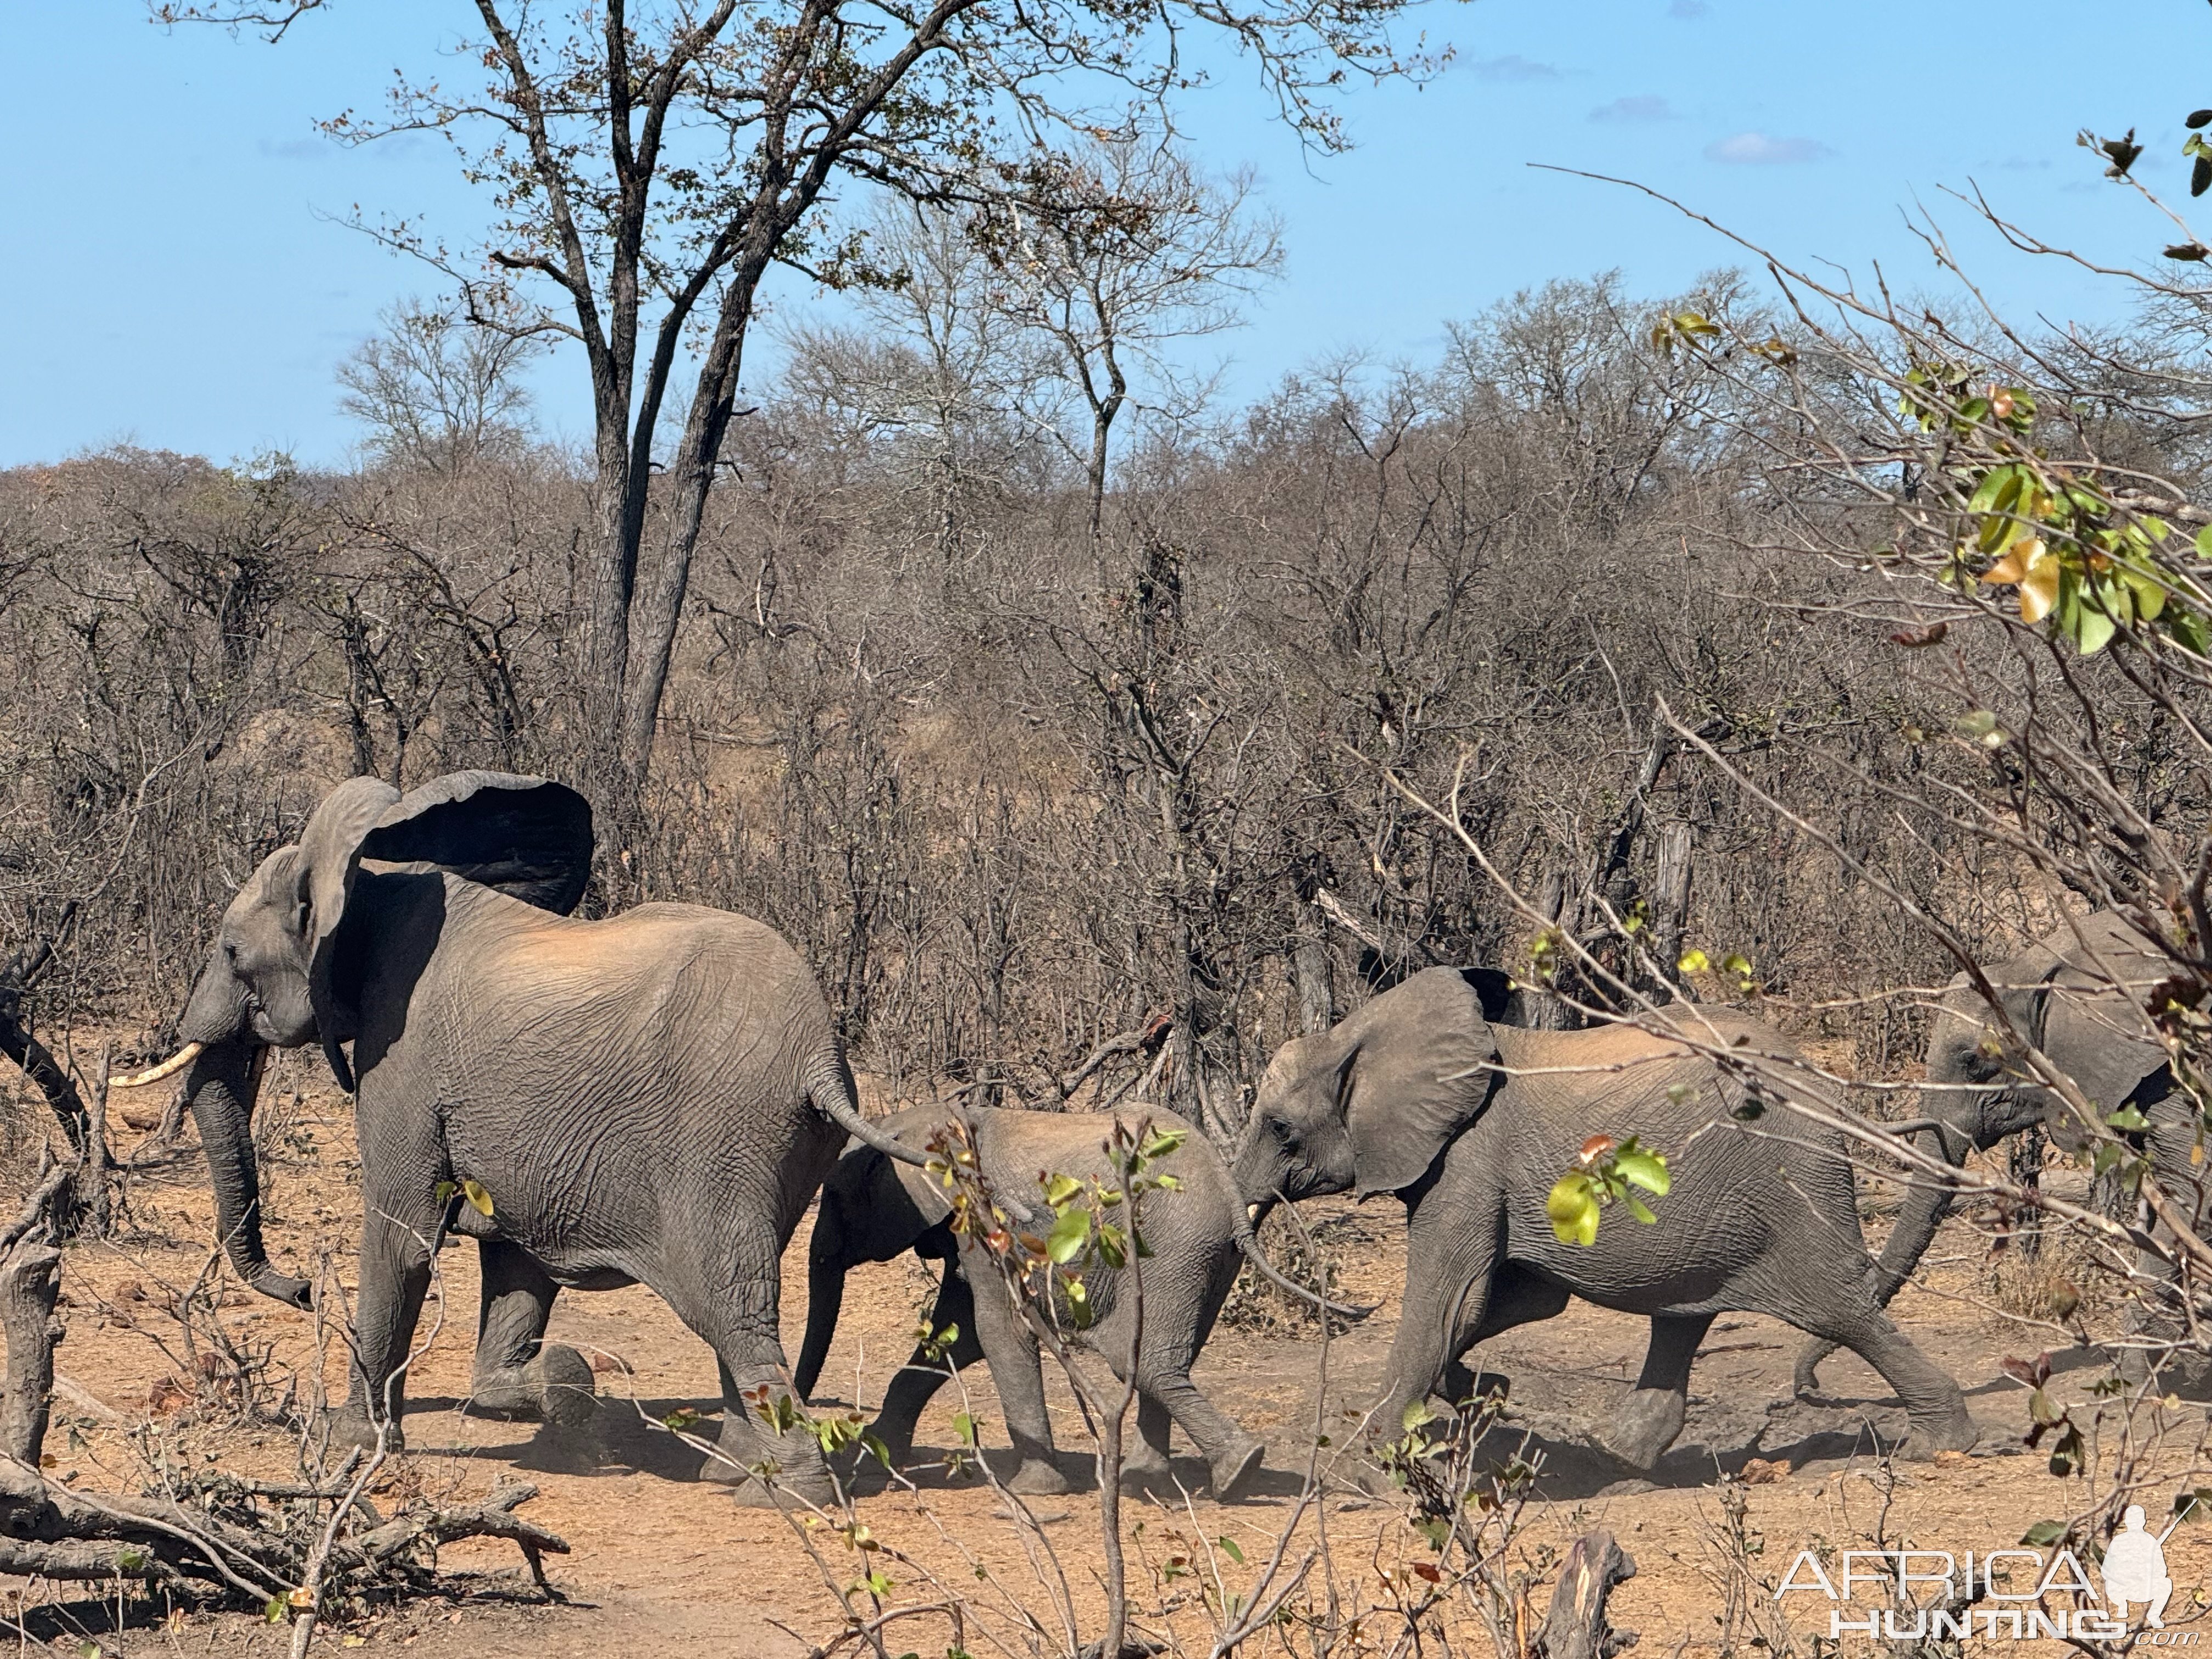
[2104,1506,2179,1628]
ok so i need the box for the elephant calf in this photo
[796,1104,1274,1500]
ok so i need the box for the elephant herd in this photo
[110,770,2184,1504]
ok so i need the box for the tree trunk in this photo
[1291,900,1335,1035]
[0,1218,61,1466]
[1652,819,1692,1000]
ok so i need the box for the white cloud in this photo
[1590,95,1677,123]
[1705,131,1832,165]
[1470,54,1562,81]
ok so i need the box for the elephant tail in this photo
[1232,1216,1371,1323]
[806,1051,933,1169]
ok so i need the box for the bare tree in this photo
[336,299,543,473]
[778,201,1054,565]
[983,136,1285,532]
[161,0,1418,851]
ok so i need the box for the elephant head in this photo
[117,771,592,1307]
[1795,909,2172,1393]
[793,1136,950,1400]
[1232,966,1512,1212]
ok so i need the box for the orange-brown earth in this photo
[8,1046,2211,1657]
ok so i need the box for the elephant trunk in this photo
[794,1248,845,1402]
[186,1038,312,1310]
[1867,1113,1980,1308]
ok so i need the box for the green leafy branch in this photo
[1544,1133,1670,1247]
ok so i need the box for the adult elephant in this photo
[1795,910,2183,1396]
[115,770,921,1505]
[1233,967,1978,1468]
[794,1104,1291,1499]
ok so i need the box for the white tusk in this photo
[109,1042,204,1089]
[1248,1203,1262,1224]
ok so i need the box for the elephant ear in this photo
[295,776,406,1093]
[890,1158,956,1229]
[359,771,595,916]
[1344,966,1502,1197]
[299,772,594,1093]
[2038,923,2172,1116]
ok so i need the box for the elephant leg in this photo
[465,1240,596,1428]
[334,1203,442,1453]
[1126,1394,1175,1483]
[871,1265,983,1466]
[663,1221,837,1507]
[1792,1299,1976,1458]
[1370,1193,1500,1449]
[960,1248,1068,1495]
[1442,1266,1569,1407]
[2114,1237,2212,1392]
[1126,1362,1263,1502]
[1594,1313,1713,1470]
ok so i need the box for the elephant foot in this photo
[329,1403,405,1457]
[723,1467,840,1509]
[1007,1457,1073,1496]
[467,1344,598,1426]
[1123,1448,1174,1489]
[1209,1436,1265,1503]
[1899,1407,1979,1461]
[1787,1353,1840,1407]
[701,1442,839,1508]
[1592,1387,1686,1472]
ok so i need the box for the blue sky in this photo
[2,2,2204,467]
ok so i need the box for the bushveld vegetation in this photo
[10,2,2212,1654]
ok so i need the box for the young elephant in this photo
[795,1104,1275,1499]
[1234,968,1978,1470]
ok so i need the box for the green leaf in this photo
[461,1177,494,1218]
[2075,602,2116,656]
[1140,1127,1188,1160]
[1626,1193,1658,1225]
[952,1410,979,1447]
[2021,1519,2068,1546]
[1615,1148,1671,1195]
[2107,1104,2151,1132]
[1217,1535,1246,1565]
[1042,1172,1083,1206]
[1545,1171,1599,1245]
[1401,1400,1435,1432]
[1677,948,1709,974]
[1046,1206,1092,1264]
[266,1596,289,1624]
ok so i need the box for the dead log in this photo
[1533,1530,1638,1659]
[0,1158,568,1613]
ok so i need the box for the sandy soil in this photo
[11,1047,2211,1657]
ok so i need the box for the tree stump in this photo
[1533,1530,1638,1659]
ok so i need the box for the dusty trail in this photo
[14,1057,2209,1656]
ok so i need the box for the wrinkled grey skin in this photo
[795,1104,1265,1499]
[168,770,889,1505]
[1234,967,1977,1469]
[1797,910,2185,1395]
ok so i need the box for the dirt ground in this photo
[12,1047,2212,1657]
